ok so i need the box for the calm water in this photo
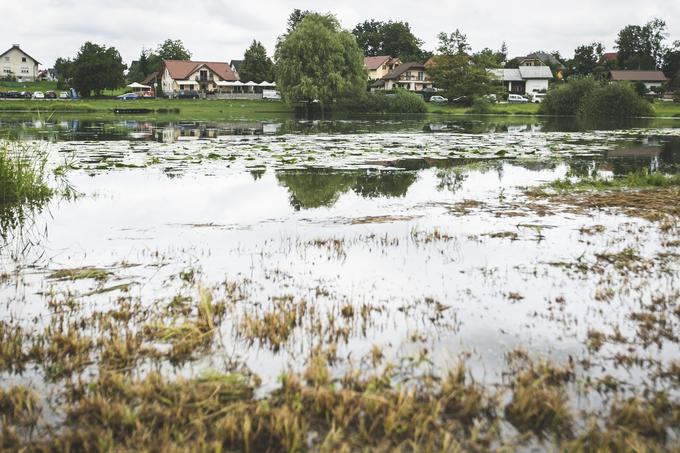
[1,114,679,408]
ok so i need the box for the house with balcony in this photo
[364,56,401,80]
[160,60,238,96]
[371,62,433,92]
[0,44,40,82]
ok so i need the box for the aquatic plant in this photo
[0,140,52,205]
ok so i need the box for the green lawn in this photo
[427,102,541,115]
[0,80,59,92]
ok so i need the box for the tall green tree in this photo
[616,19,667,69]
[275,13,366,108]
[663,41,680,90]
[127,49,152,83]
[71,42,126,97]
[286,9,311,34]
[571,42,605,76]
[352,20,426,62]
[156,39,192,61]
[53,57,74,89]
[238,40,275,83]
[429,30,497,100]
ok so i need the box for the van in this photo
[530,93,546,103]
[508,94,528,103]
[263,90,281,100]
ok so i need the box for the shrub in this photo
[337,90,427,114]
[579,82,653,121]
[0,141,52,204]
[467,96,493,114]
[539,78,599,116]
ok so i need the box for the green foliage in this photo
[238,41,275,83]
[615,19,667,70]
[54,57,74,89]
[156,39,192,61]
[579,82,653,120]
[663,41,680,90]
[571,42,605,76]
[471,47,507,69]
[336,90,427,113]
[353,20,427,62]
[71,42,126,98]
[468,96,493,114]
[286,9,310,34]
[0,141,52,205]
[539,78,599,116]
[275,13,366,107]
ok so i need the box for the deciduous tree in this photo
[71,42,126,97]
[156,39,192,61]
[352,20,427,62]
[275,13,366,108]
[238,41,274,83]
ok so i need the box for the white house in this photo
[0,44,40,82]
[489,66,553,95]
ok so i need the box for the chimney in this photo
[13,44,20,47]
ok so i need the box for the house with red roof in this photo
[160,60,238,97]
[364,56,401,80]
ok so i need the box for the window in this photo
[3,67,11,74]
[22,57,27,62]
[21,67,29,74]
[417,71,424,81]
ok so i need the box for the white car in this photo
[262,90,281,100]
[530,93,546,103]
[32,91,45,99]
[508,94,528,103]
[429,95,448,103]
[59,91,70,99]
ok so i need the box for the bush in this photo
[467,96,493,114]
[337,90,427,114]
[579,82,653,120]
[539,78,599,116]
[539,78,653,121]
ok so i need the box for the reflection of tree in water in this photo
[276,171,357,210]
[660,138,680,173]
[276,170,419,209]
[353,172,417,198]
[435,168,468,193]
[250,169,266,181]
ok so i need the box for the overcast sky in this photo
[4,0,680,67]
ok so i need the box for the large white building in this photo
[489,66,553,95]
[0,44,40,82]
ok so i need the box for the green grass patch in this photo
[0,140,52,204]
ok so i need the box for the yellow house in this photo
[364,56,401,80]
[0,44,40,82]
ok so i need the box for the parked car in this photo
[508,94,528,103]
[450,96,472,106]
[21,91,32,99]
[178,90,199,99]
[45,91,57,99]
[484,94,497,103]
[4,91,21,99]
[262,90,281,100]
[32,91,45,99]
[529,93,546,103]
[429,95,448,104]
[140,91,155,99]
[117,92,139,100]
[59,91,70,99]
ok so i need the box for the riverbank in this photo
[1,98,679,120]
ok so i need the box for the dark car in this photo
[45,91,57,99]
[450,96,472,106]
[178,90,199,99]
[20,91,33,99]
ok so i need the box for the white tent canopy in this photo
[258,81,276,87]
[126,82,151,89]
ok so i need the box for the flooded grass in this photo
[1,116,679,449]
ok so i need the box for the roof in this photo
[600,52,618,63]
[382,62,427,80]
[364,56,392,70]
[609,70,667,82]
[525,52,565,69]
[230,60,243,71]
[489,66,553,81]
[518,66,553,79]
[142,71,159,85]
[163,60,237,82]
[0,45,41,65]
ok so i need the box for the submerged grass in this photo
[547,170,680,192]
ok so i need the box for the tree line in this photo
[51,12,680,101]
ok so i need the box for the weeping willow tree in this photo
[275,13,366,109]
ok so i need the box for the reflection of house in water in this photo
[156,122,282,143]
[506,124,542,133]
[603,145,662,174]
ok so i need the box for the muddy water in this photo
[1,115,679,416]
